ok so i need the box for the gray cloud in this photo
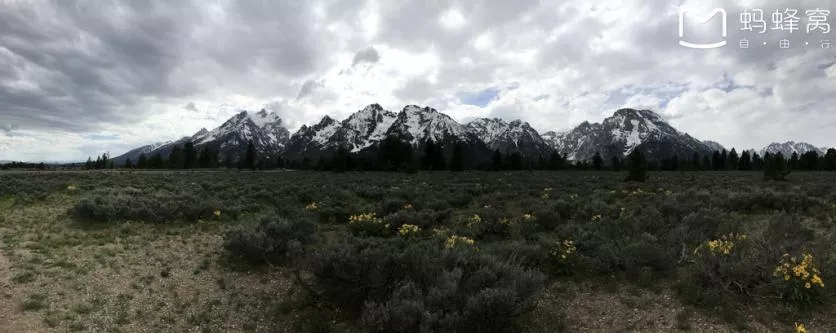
[2,0,836,161]
[183,102,199,112]
[352,46,381,66]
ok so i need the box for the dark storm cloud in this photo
[352,46,381,66]
[0,0,326,133]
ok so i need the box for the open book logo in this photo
[678,8,727,49]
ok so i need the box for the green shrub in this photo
[223,216,317,266]
[307,237,545,333]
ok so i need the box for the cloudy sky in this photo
[0,0,834,162]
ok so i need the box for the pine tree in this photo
[738,150,752,170]
[492,149,503,171]
[244,140,257,170]
[592,152,603,170]
[625,149,647,182]
[333,146,349,173]
[183,141,197,169]
[727,148,739,170]
[711,151,722,170]
[702,155,710,171]
[801,151,819,170]
[198,147,211,168]
[137,153,148,169]
[450,143,464,172]
[95,155,102,170]
[124,158,133,169]
[169,145,184,169]
[752,152,764,170]
[671,155,679,171]
[691,152,701,170]
[790,152,799,169]
[85,157,93,170]
[611,156,621,171]
[422,140,437,170]
[548,151,563,170]
[149,153,164,169]
[824,149,836,171]
[763,152,790,181]
[509,152,522,170]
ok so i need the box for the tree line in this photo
[67,139,836,174]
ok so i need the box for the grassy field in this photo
[0,170,834,332]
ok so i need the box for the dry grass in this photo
[0,194,297,332]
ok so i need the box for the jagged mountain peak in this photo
[761,141,825,157]
[388,105,471,145]
[466,117,551,157]
[545,108,710,162]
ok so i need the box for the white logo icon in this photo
[679,8,728,49]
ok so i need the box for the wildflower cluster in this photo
[466,214,482,227]
[550,239,577,261]
[403,203,413,209]
[445,235,476,249]
[522,213,536,222]
[795,322,807,333]
[213,209,222,218]
[694,233,747,256]
[590,214,602,222]
[66,184,77,191]
[498,217,510,225]
[348,212,382,224]
[305,202,318,210]
[567,193,578,200]
[541,187,553,199]
[398,224,421,238]
[774,253,825,289]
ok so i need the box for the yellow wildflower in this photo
[403,203,413,209]
[213,209,221,217]
[795,322,807,333]
[590,214,602,221]
[811,275,824,288]
[67,184,77,191]
[305,202,318,210]
[445,235,476,249]
[348,212,382,224]
[804,282,812,289]
[522,213,535,221]
[398,224,420,237]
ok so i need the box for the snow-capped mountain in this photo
[703,140,726,153]
[385,105,482,145]
[284,115,342,156]
[109,140,174,165]
[113,109,290,164]
[335,103,398,152]
[546,108,713,162]
[283,104,398,156]
[760,141,826,157]
[284,104,491,167]
[466,118,553,157]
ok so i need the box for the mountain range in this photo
[112,104,833,166]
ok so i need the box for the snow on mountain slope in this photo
[466,118,553,157]
[386,105,477,145]
[546,108,712,162]
[760,141,826,157]
[702,140,726,152]
[335,104,398,152]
